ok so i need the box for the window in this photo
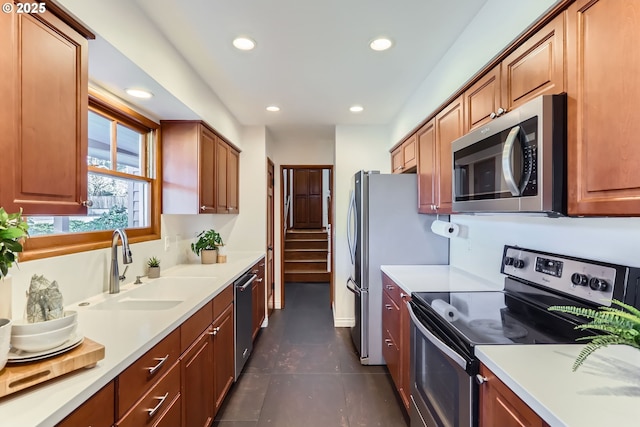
[23,91,160,260]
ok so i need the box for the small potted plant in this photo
[147,256,161,278]
[191,229,224,264]
[548,299,640,371]
[0,208,29,279]
[0,208,28,319]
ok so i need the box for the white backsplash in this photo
[449,214,640,285]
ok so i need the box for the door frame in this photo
[266,158,275,316]
[279,164,334,309]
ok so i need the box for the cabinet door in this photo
[435,96,464,214]
[213,302,235,414]
[465,65,502,131]
[501,13,565,112]
[567,0,640,215]
[417,119,437,213]
[399,293,411,412]
[391,146,404,173]
[181,329,214,427]
[479,364,546,427]
[227,146,240,213]
[56,381,115,427]
[199,126,217,213]
[402,134,417,171]
[1,8,89,215]
[215,138,229,212]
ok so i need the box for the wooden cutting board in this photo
[0,337,105,398]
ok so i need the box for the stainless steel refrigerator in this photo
[346,171,449,365]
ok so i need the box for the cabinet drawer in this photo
[382,273,404,306]
[56,381,115,427]
[118,328,180,418]
[181,300,213,352]
[117,362,181,427]
[382,291,400,344]
[213,285,233,320]
[382,328,400,383]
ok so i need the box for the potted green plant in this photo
[0,208,29,279]
[147,256,161,278]
[548,299,640,371]
[191,229,224,264]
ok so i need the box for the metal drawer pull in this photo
[200,205,206,211]
[146,354,169,375]
[209,327,221,336]
[384,339,393,347]
[400,292,406,298]
[386,285,394,290]
[256,278,263,282]
[475,374,488,385]
[146,392,169,418]
[385,304,393,310]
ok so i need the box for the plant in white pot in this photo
[191,230,224,264]
[0,208,29,318]
[147,256,161,278]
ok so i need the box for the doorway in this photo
[280,165,333,309]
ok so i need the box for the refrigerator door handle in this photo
[346,277,360,295]
[347,189,356,264]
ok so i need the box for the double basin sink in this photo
[88,276,216,311]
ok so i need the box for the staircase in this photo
[284,229,330,283]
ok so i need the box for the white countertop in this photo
[477,344,640,427]
[380,264,503,293]
[0,251,264,427]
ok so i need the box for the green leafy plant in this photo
[191,230,224,256]
[147,256,160,267]
[548,299,640,371]
[0,208,29,278]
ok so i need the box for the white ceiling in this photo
[84,0,490,138]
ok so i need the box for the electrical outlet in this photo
[164,236,171,252]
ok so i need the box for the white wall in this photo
[334,125,391,326]
[266,133,335,308]
[449,215,640,285]
[390,0,559,145]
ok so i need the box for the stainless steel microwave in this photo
[451,94,566,215]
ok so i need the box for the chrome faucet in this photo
[109,228,133,294]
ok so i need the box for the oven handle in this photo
[407,301,467,370]
[502,125,521,196]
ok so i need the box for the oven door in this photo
[408,302,475,427]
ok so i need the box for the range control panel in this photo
[501,245,617,305]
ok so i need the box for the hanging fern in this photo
[548,299,640,371]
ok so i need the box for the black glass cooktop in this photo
[411,289,589,347]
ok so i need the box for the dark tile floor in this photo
[213,282,409,427]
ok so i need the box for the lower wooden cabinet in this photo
[251,258,266,340]
[213,302,235,413]
[181,328,214,427]
[55,381,115,427]
[381,273,411,411]
[117,364,181,427]
[479,364,549,427]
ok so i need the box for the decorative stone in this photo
[25,275,64,323]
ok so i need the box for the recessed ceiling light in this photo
[125,88,153,99]
[369,37,393,51]
[233,37,256,51]
[266,105,280,112]
[350,105,364,113]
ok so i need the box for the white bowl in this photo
[11,321,77,353]
[11,311,77,336]
[0,318,11,370]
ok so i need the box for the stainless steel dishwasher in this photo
[234,270,256,380]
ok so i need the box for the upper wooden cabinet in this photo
[215,138,240,214]
[391,134,417,173]
[464,14,565,131]
[0,4,92,215]
[501,13,565,112]
[464,65,502,131]
[567,0,640,215]
[434,96,464,214]
[162,121,240,214]
[416,97,464,214]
